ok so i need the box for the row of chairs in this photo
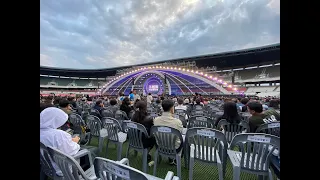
[72,112,280,180]
[40,142,180,180]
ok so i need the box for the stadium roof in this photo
[40,43,279,78]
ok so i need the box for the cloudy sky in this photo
[40,0,280,69]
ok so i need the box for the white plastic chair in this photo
[94,157,180,180]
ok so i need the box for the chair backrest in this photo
[90,109,101,117]
[150,126,183,156]
[229,133,280,172]
[87,115,102,137]
[185,128,228,163]
[50,147,91,180]
[175,109,186,116]
[69,113,85,126]
[101,109,114,118]
[102,117,122,142]
[122,121,149,149]
[191,110,206,116]
[94,157,148,180]
[115,110,128,120]
[188,116,213,128]
[256,121,280,137]
[40,142,56,178]
[217,119,249,143]
[174,114,187,127]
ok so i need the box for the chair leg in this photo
[105,140,110,158]
[126,146,130,158]
[217,162,224,180]
[142,149,148,173]
[98,136,104,153]
[153,150,159,176]
[117,143,123,161]
[176,155,182,180]
[268,169,274,180]
[188,156,194,180]
[233,166,241,180]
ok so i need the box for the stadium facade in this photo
[40,43,280,97]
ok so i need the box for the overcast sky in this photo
[40,0,280,69]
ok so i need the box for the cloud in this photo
[40,54,55,67]
[40,0,280,69]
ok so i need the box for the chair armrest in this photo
[172,176,180,180]
[164,171,174,180]
[117,158,130,166]
[73,149,93,166]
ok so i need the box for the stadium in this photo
[40,43,280,98]
[40,44,280,180]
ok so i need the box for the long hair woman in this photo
[215,101,242,127]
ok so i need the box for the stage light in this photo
[170,67,173,69]
[167,67,169,69]
[228,85,232,88]
[195,71,198,74]
[182,68,185,71]
[204,74,207,77]
[209,75,212,78]
[187,69,190,72]
[174,67,177,70]
[178,68,181,70]
[156,66,158,68]
[160,66,162,68]
[191,70,194,73]
[200,72,203,75]
[234,88,237,90]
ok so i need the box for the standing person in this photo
[133,90,141,102]
[120,97,132,117]
[128,91,134,102]
[175,98,187,111]
[117,92,125,105]
[147,93,153,104]
[154,99,183,165]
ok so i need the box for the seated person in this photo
[215,102,242,128]
[120,97,133,118]
[154,99,183,165]
[247,101,280,132]
[92,100,104,119]
[59,99,73,131]
[175,98,187,111]
[40,107,98,171]
[131,101,155,162]
[107,99,119,115]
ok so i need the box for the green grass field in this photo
[88,137,277,180]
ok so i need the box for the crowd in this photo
[40,91,280,178]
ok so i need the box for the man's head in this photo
[96,100,103,107]
[240,98,249,105]
[67,97,75,102]
[109,99,117,106]
[133,90,137,95]
[247,101,263,115]
[269,99,280,109]
[148,93,151,95]
[195,98,201,105]
[59,99,72,110]
[162,99,175,114]
[177,98,184,105]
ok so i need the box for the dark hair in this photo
[156,99,161,104]
[122,97,130,106]
[53,97,61,105]
[240,98,249,105]
[269,99,280,109]
[40,103,54,113]
[110,99,117,106]
[247,101,263,113]
[160,96,165,101]
[67,97,75,101]
[195,98,201,104]
[132,101,147,123]
[177,98,184,105]
[148,93,151,95]
[59,99,70,108]
[96,100,103,105]
[221,102,241,124]
[162,99,174,112]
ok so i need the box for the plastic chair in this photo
[188,116,213,129]
[102,117,127,160]
[227,133,280,180]
[86,115,108,153]
[94,157,179,180]
[185,128,228,180]
[69,113,86,127]
[122,121,150,173]
[217,120,250,143]
[101,109,114,118]
[256,121,280,137]
[40,142,63,180]
[150,126,184,180]
[50,147,98,180]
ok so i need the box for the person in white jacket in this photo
[40,107,98,172]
